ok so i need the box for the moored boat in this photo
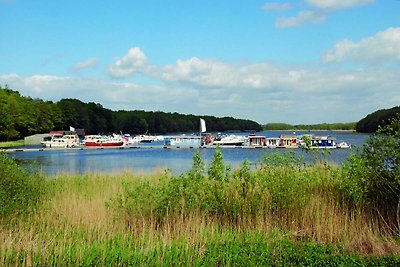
[336,141,351,149]
[213,134,245,146]
[84,134,124,147]
[41,134,79,148]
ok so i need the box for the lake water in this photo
[7,131,369,175]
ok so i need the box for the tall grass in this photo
[0,151,399,265]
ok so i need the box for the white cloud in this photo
[72,57,99,72]
[306,0,375,10]
[2,39,400,124]
[276,10,326,28]
[269,0,375,28]
[262,2,293,11]
[107,47,149,78]
[324,27,400,64]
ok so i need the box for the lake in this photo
[7,131,369,175]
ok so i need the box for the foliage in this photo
[188,148,206,180]
[356,106,400,133]
[0,87,262,141]
[342,116,400,225]
[0,153,46,218]
[208,146,230,181]
[264,122,356,131]
[109,149,341,222]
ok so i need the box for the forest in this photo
[356,106,400,133]
[0,87,261,141]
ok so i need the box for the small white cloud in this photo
[269,0,375,28]
[107,47,148,78]
[276,10,327,28]
[324,27,400,64]
[306,0,375,10]
[262,2,293,11]
[72,57,99,72]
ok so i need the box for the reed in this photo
[1,154,399,265]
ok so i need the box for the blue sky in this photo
[1,0,399,124]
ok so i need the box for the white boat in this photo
[213,135,245,146]
[124,134,164,145]
[336,141,351,149]
[41,134,79,148]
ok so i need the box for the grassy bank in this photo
[0,140,24,148]
[1,149,399,266]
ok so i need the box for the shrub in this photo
[208,146,230,181]
[0,153,46,218]
[342,116,400,226]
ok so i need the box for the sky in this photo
[0,0,399,124]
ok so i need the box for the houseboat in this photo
[164,135,201,147]
[278,135,297,148]
[245,135,266,147]
[310,136,336,149]
[266,137,280,148]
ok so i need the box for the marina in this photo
[3,131,369,175]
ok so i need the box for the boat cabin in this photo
[266,138,280,148]
[279,135,297,148]
[164,136,201,147]
[247,136,266,146]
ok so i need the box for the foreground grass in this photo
[1,163,399,266]
[0,140,24,148]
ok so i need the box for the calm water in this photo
[8,131,369,175]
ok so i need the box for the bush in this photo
[0,153,46,218]
[343,116,400,226]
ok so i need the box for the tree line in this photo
[264,122,356,131]
[356,106,400,133]
[0,87,262,141]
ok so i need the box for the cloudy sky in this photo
[1,0,399,124]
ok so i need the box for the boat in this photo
[213,134,245,146]
[336,141,351,149]
[278,135,297,148]
[84,134,124,147]
[41,134,80,148]
[164,135,201,147]
[310,136,336,149]
[245,135,266,147]
[124,134,164,145]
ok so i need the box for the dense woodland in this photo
[356,106,400,133]
[0,87,261,141]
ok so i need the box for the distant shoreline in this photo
[265,129,357,132]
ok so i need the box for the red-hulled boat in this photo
[84,134,124,147]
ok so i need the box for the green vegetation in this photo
[265,122,356,131]
[343,116,400,226]
[0,86,261,141]
[0,140,24,148]
[1,141,400,265]
[356,106,400,133]
[0,153,46,218]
